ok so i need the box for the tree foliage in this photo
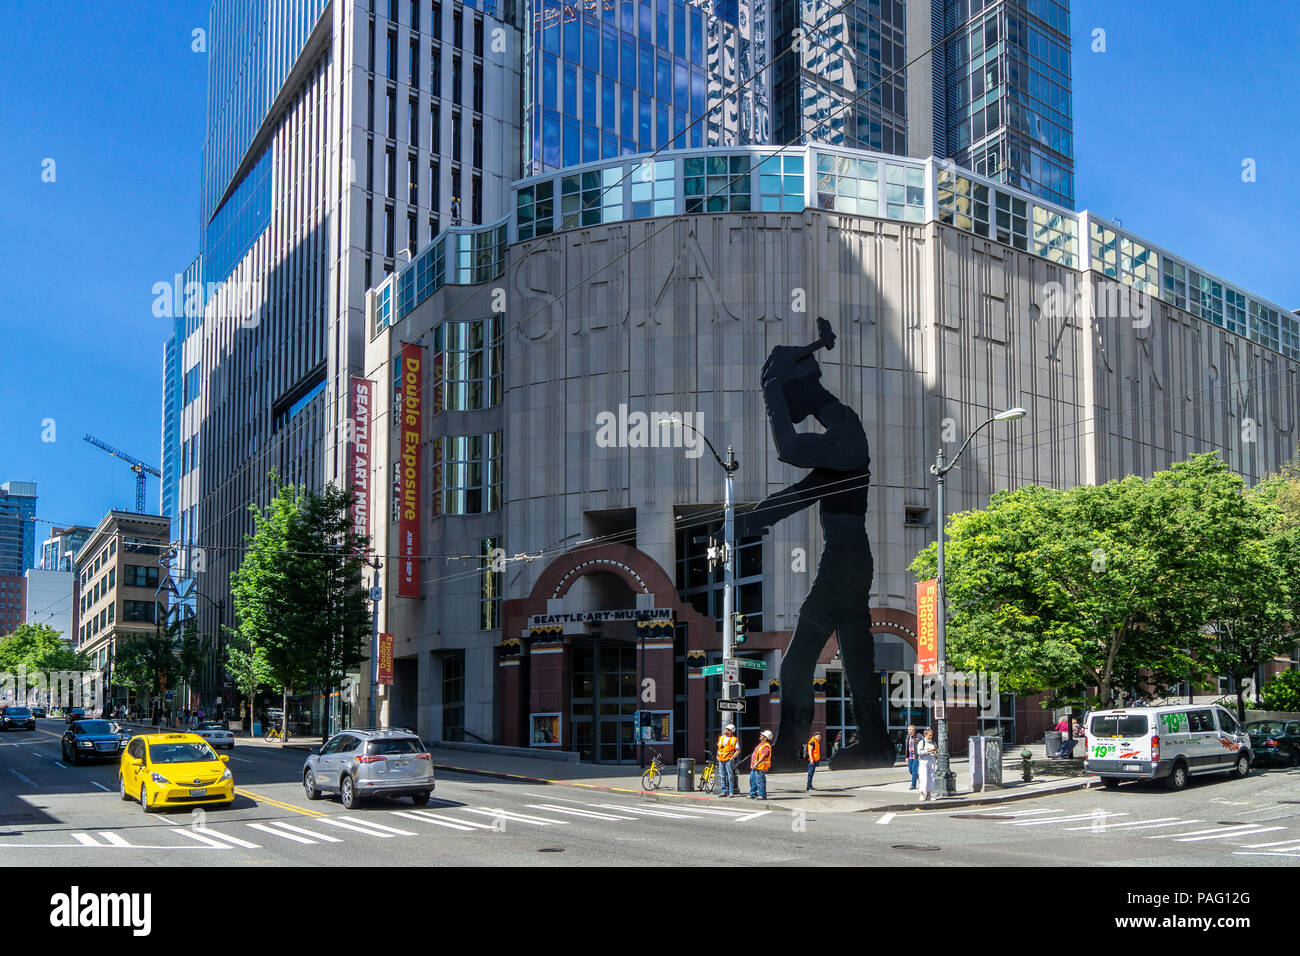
[910,453,1295,707]
[0,624,87,689]
[1260,671,1300,713]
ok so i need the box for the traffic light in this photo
[733,613,747,645]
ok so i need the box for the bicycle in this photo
[641,750,666,790]
[263,723,291,743]
[697,751,718,793]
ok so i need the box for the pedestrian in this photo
[905,724,920,790]
[805,732,822,790]
[831,731,842,758]
[716,723,740,797]
[749,730,773,800]
[917,727,938,802]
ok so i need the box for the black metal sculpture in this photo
[737,318,895,771]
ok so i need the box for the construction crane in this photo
[83,435,162,514]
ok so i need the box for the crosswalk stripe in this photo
[171,828,243,849]
[463,807,566,826]
[191,827,262,849]
[657,805,749,818]
[1235,850,1300,858]
[97,832,132,847]
[1240,837,1300,849]
[71,833,101,846]
[1148,824,1261,840]
[320,818,396,837]
[877,813,895,825]
[90,782,110,792]
[334,816,417,836]
[1064,817,1180,832]
[1176,827,1284,843]
[594,803,695,819]
[949,807,1062,817]
[525,804,634,821]
[733,810,771,823]
[392,811,479,831]
[1009,812,1128,826]
[248,823,318,845]
[265,821,343,843]
[407,809,499,830]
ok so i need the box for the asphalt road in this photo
[2,720,1298,867]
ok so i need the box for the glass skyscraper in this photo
[0,481,38,576]
[522,0,769,174]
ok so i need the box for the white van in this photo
[1084,704,1252,790]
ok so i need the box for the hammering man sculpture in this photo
[736,318,895,771]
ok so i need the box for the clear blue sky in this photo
[0,0,1296,541]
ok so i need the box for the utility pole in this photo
[368,558,383,729]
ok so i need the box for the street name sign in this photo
[716,699,746,712]
[737,659,766,671]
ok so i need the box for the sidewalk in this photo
[117,722,1096,812]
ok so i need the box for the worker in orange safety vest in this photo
[806,732,822,790]
[748,730,773,799]
[716,723,740,797]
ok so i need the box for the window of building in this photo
[994,191,1029,250]
[1031,205,1076,266]
[438,316,502,411]
[815,153,877,216]
[684,154,751,213]
[442,651,466,741]
[123,565,159,588]
[560,168,623,228]
[516,179,555,239]
[1162,259,1187,310]
[436,432,502,515]
[629,158,675,218]
[408,98,419,147]
[674,518,763,631]
[479,537,501,631]
[123,600,156,624]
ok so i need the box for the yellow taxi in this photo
[119,732,235,812]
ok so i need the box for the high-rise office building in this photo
[39,526,93,573]
[521,0,769,174]
[0,481,38,577]
[176,0,523,658]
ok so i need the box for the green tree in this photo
[229,476,371,744]
[1261,671,1300,713]
[175,616,205,706]
[114,631,180,713]
[0,624,87,702]
[910,454,1252,706]
[224,626,273,738]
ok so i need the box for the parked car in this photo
[64,708,87,725]
[1086,704,1252,790]
[62,720,133,764]
[192,721,235,750]
[1,707,36,731]
[119,732,234,812]
[302,729,435,809]
[1246,719,1300,767]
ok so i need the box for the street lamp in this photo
[659,419,740,716]
[930,406,1026,796]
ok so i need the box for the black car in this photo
[61,720,132,765]
[1246,720,1300,767]
[1,707,36,731]
[31,706,46,719]
[64,708,87,725]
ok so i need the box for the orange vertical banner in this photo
[378,633,394,685]
[916,579,938,676]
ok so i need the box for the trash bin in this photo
[677,758,695,791]
[1044,730,1062,757]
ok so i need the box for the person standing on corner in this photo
[917,727,938,802]
[717,723,740,797]
[905,724,920,790]
[749,730,773,800]
[806,732,822,790]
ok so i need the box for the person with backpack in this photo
[749,730,773,799]
[716,723,740,797]
[805,732,822,790]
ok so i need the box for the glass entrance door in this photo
[572,639,639,764]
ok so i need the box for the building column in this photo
[497,640,524,747]
[528,640,570,750]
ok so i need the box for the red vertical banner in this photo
[916,579,938,676]
[430,437,443,518]
[349,377,374,548]
[398,343,423,597]
[377,633,394,685]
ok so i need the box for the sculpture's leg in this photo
[833,610,897,769]
[770,601,832,772]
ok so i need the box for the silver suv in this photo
[302,729,434,809]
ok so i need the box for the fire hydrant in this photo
[1021,748,1034,782]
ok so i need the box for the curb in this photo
[861,776,1097,813]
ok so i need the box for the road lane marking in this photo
[733,810,771,823]
[593,803,695,819]
[187,827,262,848]
[263,821,343,842]
[950,807,1062,817]
[172,828,238,849]
[877,813,895,825]
[1009,812,1128,826]
[657,805,750,817]
[463,808,565,826]
[1239,837,1300,848]
[72,833,102,846]
[1147,824,1262,840]
[97,832,132,847]
[248,823,319,845]
[320,818,397,837]
[228,756,254,763]
[8,770,35,787]
[235,787,327,818]
[91,782,110,792]
[1064,817,1180,832]
[391,811,479,831]
[1177,826,1284,843]
[334,816,417,835]
[525,804,635,821]
[406,810,498,829]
